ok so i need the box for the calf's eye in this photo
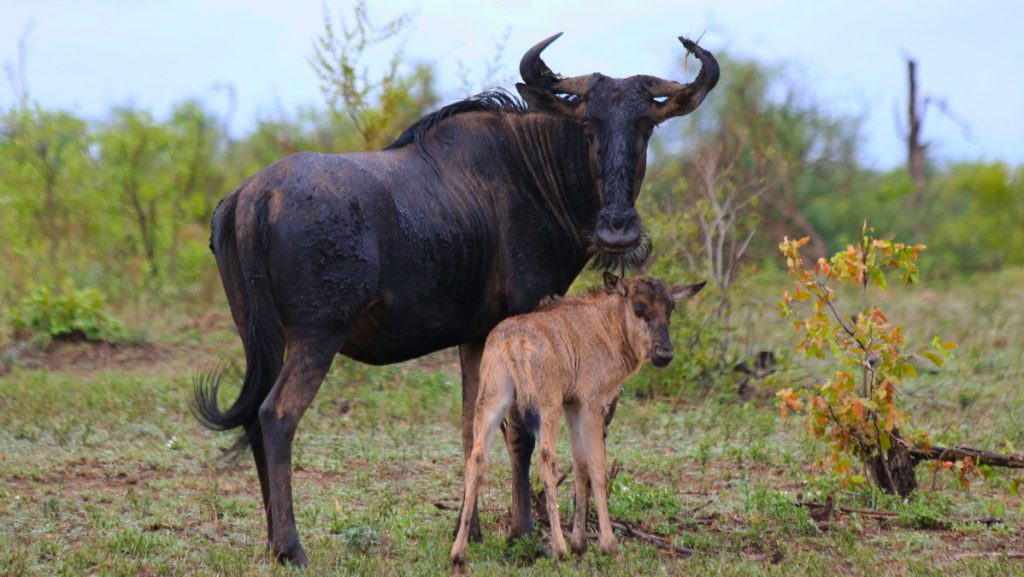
[634,303,646,317]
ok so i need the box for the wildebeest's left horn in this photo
[643,36,720,122]
[519,32,593,96]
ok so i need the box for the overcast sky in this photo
[1,0,1021,168]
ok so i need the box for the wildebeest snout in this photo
[595,208,642,251]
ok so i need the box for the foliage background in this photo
[2,4,1024,575]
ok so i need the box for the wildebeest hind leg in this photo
[244,420,273,545]
[259,335,344,566]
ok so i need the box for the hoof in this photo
[273,542,309,567]
[507,519,536,541]
[549,536,569,559]
[450,556,469,575]
[598,539,619,556]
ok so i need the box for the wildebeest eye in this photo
[634,302,646,317]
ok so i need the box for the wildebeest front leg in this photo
[451,372,512,567]
[259,338,340,566]
[456,341,484,542]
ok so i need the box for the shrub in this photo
[4,282,124,343]
[776,225,956,496]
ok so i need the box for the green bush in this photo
[4,283,124,343]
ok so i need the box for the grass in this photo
[2,270,1024,576]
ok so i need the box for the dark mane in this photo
[384,89,529,172]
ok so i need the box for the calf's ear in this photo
[671,281,707,301]
[603,272,627,296]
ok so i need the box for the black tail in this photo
[192,191,285,432]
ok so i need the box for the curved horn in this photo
[646,36,720,122]
[519,33,595,96]
[520,32,564,89]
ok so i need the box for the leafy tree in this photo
[1,105,94,270]
[166,101,224,279]
[97,107,171,278]
[310,0,437,150]
[927,162,1024,274]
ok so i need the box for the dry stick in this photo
[585,514,693,556]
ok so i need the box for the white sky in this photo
[1,0,1021,168]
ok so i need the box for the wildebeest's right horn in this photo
[519,32,593,96]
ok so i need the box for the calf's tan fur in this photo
[451,274,704,566]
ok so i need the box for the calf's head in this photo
[605,273,706,367]
[517,33,719,269]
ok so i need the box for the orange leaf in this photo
[883,410,897,433]
[851,399,864,420]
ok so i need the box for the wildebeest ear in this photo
[603,272,627,296]
[671,281,707,301]
[515,83,583,117]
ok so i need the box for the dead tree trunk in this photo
[868,429,918,498]
[907,58,927,205]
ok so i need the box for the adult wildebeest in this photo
[193,33,718,565]
[451,274,704,567]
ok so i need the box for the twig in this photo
[950,551,1024,561]
[799,501,1004,529]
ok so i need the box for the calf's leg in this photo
[565,405,591,555]
[451,371,514,566]
[537,408,568,557]
[583,406,618,555]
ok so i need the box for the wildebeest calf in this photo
[451,273,705,566]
